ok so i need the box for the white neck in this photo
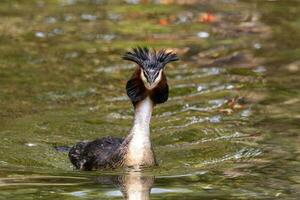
[132,97,153,135]
[125,97,155,167]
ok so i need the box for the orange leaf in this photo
[199,12,216,23]
[159,18,169,26]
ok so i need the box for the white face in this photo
[141,69,162,90]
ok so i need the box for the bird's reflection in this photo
[94,170,154,200]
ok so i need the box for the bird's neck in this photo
[125,97,156,168]
[132,97,153,135]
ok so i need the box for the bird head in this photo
[123,47,178,105]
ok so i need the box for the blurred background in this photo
[0,0,299,199]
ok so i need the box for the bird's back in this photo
[69,136,124,170]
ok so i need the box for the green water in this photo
[0,0,299,199]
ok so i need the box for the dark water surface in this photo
[0,0,299,199]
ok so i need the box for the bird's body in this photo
[68,47,178,170]
[69,96,156,170]
[69,137,124,170]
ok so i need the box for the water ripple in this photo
[200,148,262,166]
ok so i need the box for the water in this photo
[0,0,299,199]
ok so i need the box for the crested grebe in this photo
[69,47,178,170]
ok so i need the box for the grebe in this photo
[69,47,178,170]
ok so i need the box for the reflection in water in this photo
[95,171,154,200]
[0,171,154,200]
[120,172,154,200]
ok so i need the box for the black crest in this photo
[122,47,179,69]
